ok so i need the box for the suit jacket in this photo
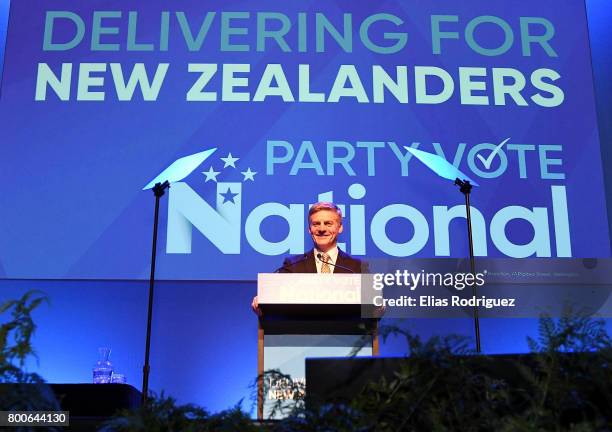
[276,248,368,274]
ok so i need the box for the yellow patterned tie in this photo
[321,253,331,273]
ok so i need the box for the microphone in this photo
[275,253,309,273]
[317,253,355,273]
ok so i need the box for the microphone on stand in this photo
[316,253,355,273]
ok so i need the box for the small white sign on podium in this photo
[258,273,363,305]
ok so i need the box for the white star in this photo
[202,166,220,182]
[220,152,239,168]
[241,167,257,182]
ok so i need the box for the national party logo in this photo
[148,136,573,260]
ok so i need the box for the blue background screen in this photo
[0,0,608,280]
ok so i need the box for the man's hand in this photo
[251,295,262,317]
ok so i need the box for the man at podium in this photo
[251,201,367,314]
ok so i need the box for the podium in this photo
[257,273,379,420]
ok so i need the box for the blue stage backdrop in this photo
[0,0,7,87]
[0,0,609,280]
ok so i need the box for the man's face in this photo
[308,209,343,252]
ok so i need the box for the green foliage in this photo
[527,312,612,353]
[518,314,612,430]
[0,290,48,369]
[0,290,59,414]
[100,393,261,432]
[279,315,612,431]
[99,313,611,431]
[2,291,610,431]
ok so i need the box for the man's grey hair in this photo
[308,202,343,223]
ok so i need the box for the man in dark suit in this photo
[277,201,366,274]
[252,201,367,314]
